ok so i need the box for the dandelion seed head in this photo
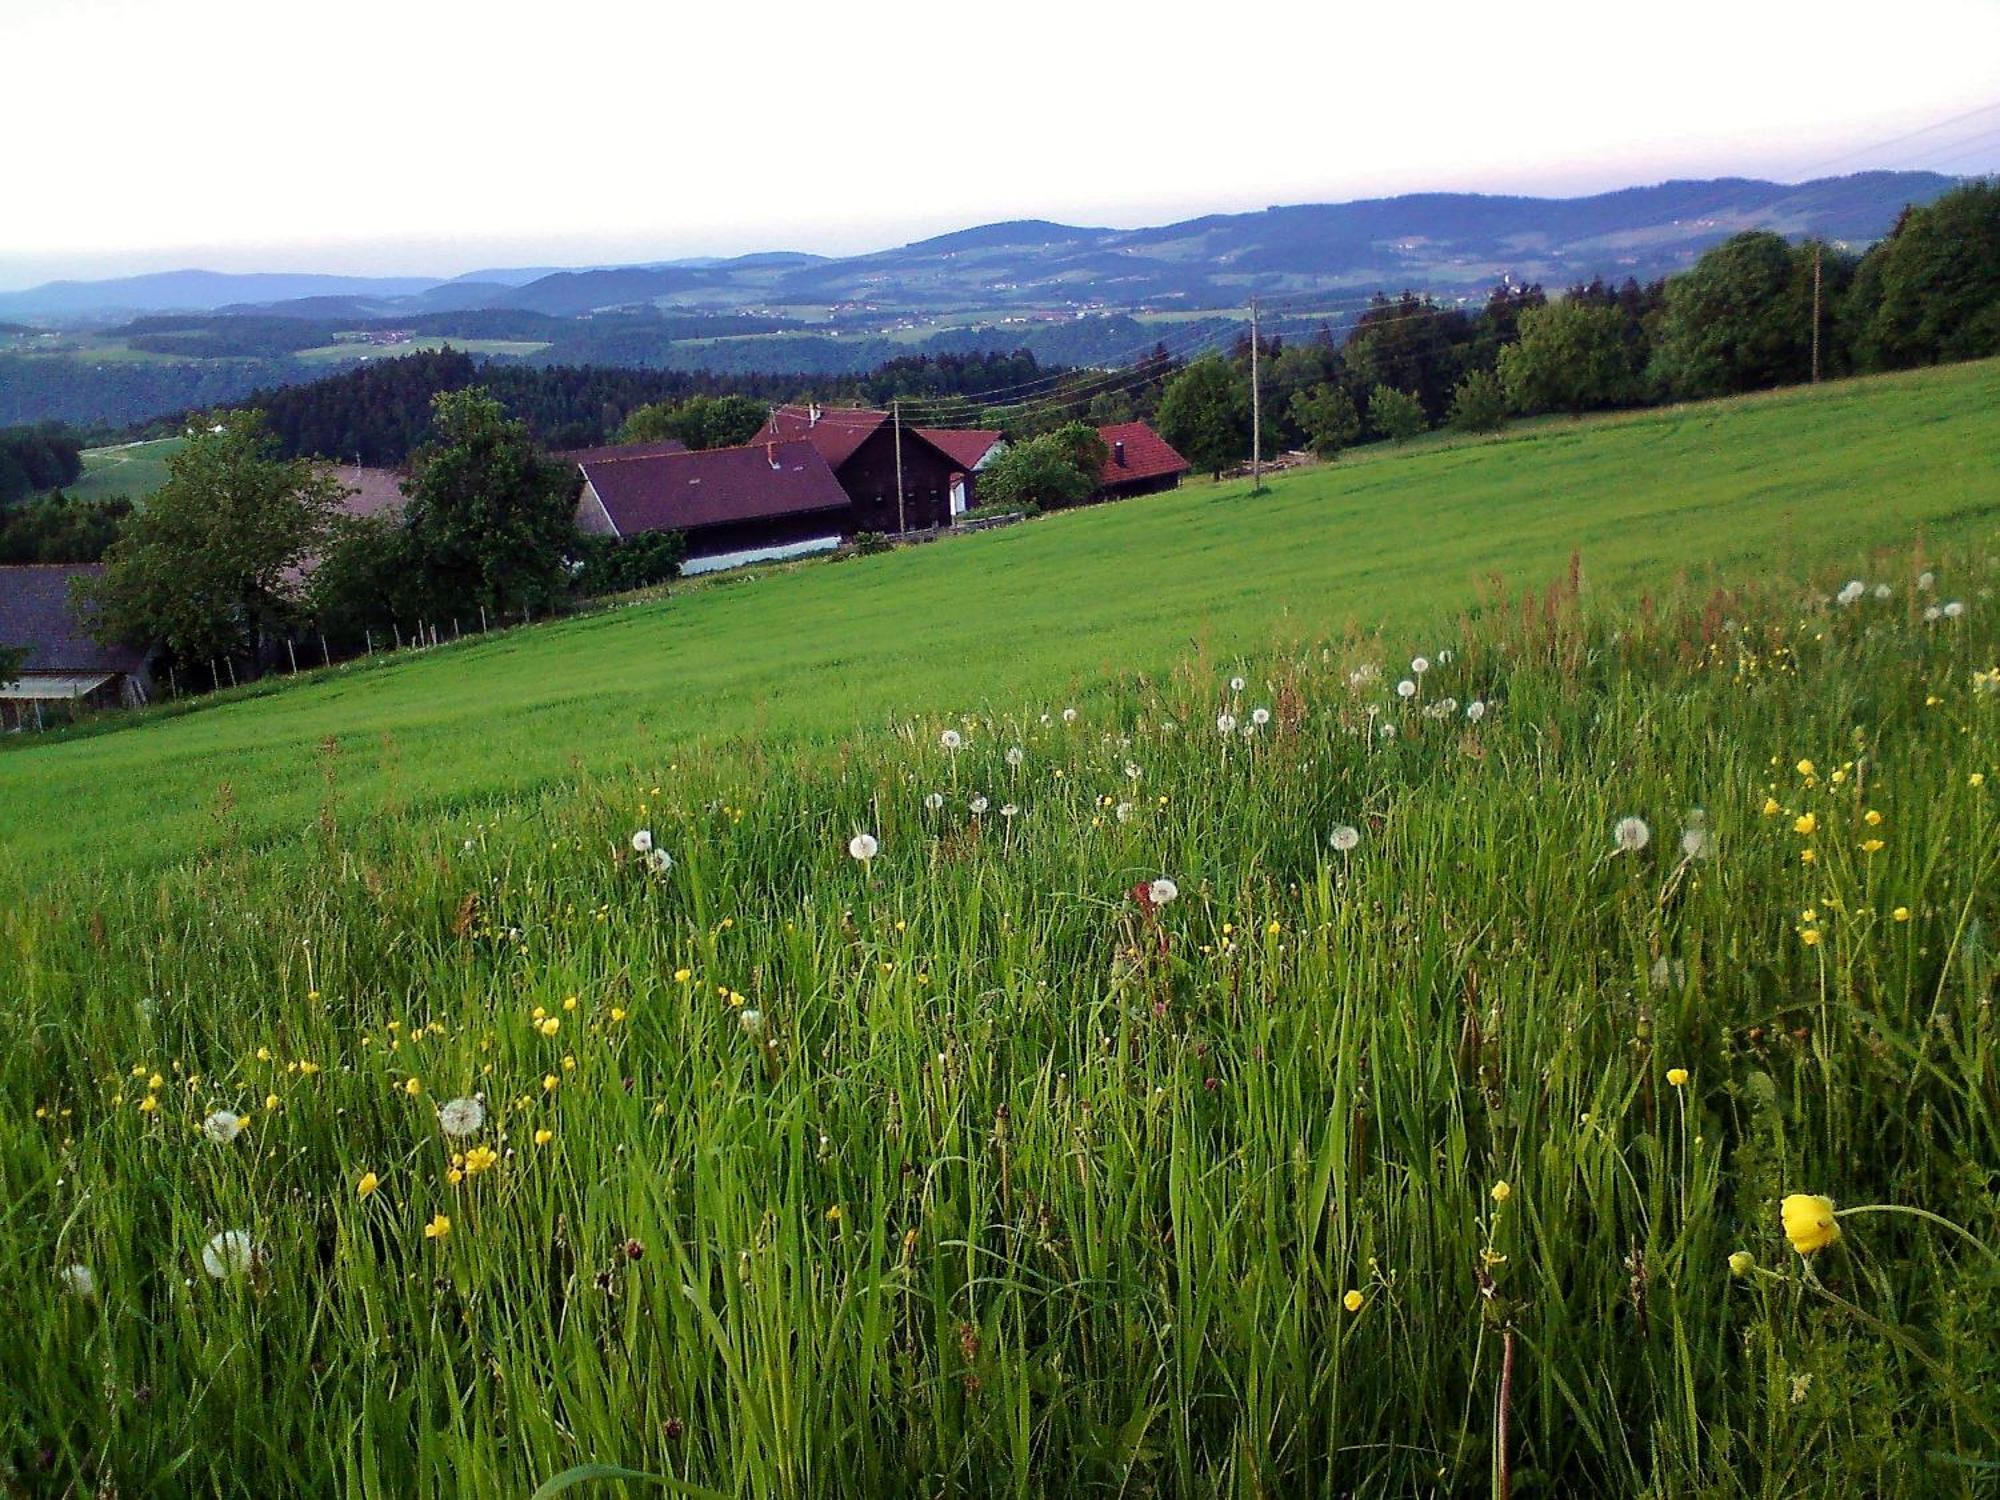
[1613,816,1651,853]
[631,829,653,854]
[438,1097,486,1138]
[848,833,879,861]
[60,1264,96,1298]
[203,1110,245,1145]
[1147,877,1179,906]
[202,1230,255,1280]
[1329,825,1361,853]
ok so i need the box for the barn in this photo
[1092,421,1190,501]
[574,439,853,574]
[746,405,978,533]
[0,564,155,729]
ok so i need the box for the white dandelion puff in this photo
[999,803,1018,818]
[1411,656,1430,676]
[202,1230,256,1280]
[1061,707,1078,722]
[924,792,944,811]
[969,795,989,815]
[1396,679,1416,699]
[1873,583,1891,600]
[1125,762,1142,780]
[60,1264,96,1298]
[438,1097,486,1138]
[631,829,654,854]
[1917,570,1935,592]
[1836,579,1865,607]
[1216,713,1238,735]
[939,729,963,751]
[1466,700,1487,722]
[1613,816,1651,853]
[1147,877,1179,906]
[645,848,672,876]
[1924,605,1941,622]
[1115,801,1135,823]
[848,833,879,862]
[738,1008,764,1036]
[1942,600,1965,619]
[1005,746,1024,767]
[1251,707,1271,726]
[203,1110,245,1145]
[1680,825,1712,859]
[1329,824,1360,853]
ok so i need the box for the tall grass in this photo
[3,542,1996,1497]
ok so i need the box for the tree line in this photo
[0,422,84,503]
[1143,180,2000,477]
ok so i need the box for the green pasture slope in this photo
[4,359,1998,884]
[60,436,184,503]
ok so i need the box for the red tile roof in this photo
[1095,421,1190,488]
[747,405,887,469]
[331,465,406,521]
[579,439,850,536]
[0,564,149,676]
[913,427,1004,471]
[552,438,688,465]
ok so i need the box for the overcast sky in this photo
[4,0,1999,290]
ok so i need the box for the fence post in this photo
[393,624,402,651]
[286,639,299,674]
[480,605,488,633]
[366,630,373,656]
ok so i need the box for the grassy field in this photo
[293,337,551,363]
[3,525,1995,1494]
[58,436,186,503]
[4,359,1998,887]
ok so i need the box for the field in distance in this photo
[2,358,1997,886]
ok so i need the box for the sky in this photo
[4,0,1999,290]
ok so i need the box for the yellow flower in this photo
[537,1017,560,1037]
[357,1171,380,1199]
[137,1094,158,1114]
[534,1128,553,1146]
[147,1073,164,1092]
[1761,797,1781,817]
[1490,1180,1512,1204]
[609,1007,627,1023]
[825,1205,844,1223]
[1972,773,1987,788]
[1860,838,1884,854]
[1893,906,1911,923]
[264,1093,279,1112]
[1863,810,1883,826]
[403,1078,422,1097]
[424,1213,452,1240]
[463,1145,499,1175]
[1267,920,1282,936]
[1800,849,1816,864]
[1795,759,1815,778]
[1793,812,1817,835]
[298,1061,321,1076]
[1666,1067,1689,1087]
[1728,1250,1755,1277]
[542,1074,559,1092]
[674,968,692,983]
[1342,1289,1365,1313]
[1800,928,1821,946]
[1780,1194,1840,1255]
[562,995,579,1012]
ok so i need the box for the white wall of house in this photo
[682,535,841,576]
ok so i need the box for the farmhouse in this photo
[0,564,154,729]
[746,405,982,531]
[574,439,852,575]
[1092,421,1189,501]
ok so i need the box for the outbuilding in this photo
[0,564,154,729]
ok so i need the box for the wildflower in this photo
[1924,605,1941,622]
[1728,1250,1755,1277]
[738,1008,765,1036]
[1800,928,1821,946]
[1411,656,1430,676]
[924,792,944,811]
[939,729,963,751]
[202,1230,255,1279]
[424,1213,452,1241]
[1779,1194,1840,1255]
[462,1145,499,1175]
[1466,699,1486,722]
[1973,773,1987,788]
[357,1171,380,1199]
[60,1264,96,1298]
[1873,583,1891,600]
[1942,600,1965,619]
[403,1077,422,1096]
[1062,707,1078,722]
[1761,797,1780,817]
[1329,825,1361,853]
[848,833,879,862]
[1343,1289,1366,1313]
[1793,812,1816,836]
[645,849,672,876]
[534,1128,553,1146]
[1216,713,1237,735]
[1000,803,1019,818]
[537,1016,560,1037]
[1229,676,1245,692]
[1679,826,1712,859]
[1893,906,1911,922]
[1917,570,1935,592]
[1666,1067,1689,1087]
[969,795,989,815]
[1251,707,1271,726]
[631,829,653,854]
[1860,838,1884,854]
[1796,759,1815,778]
[203,1110,246,1145]
[1864,809,1882,826]
[1835,580,1865,606]
[1115,801,1134,823]
[1613,817,1651,853]
[1490,1181,1512,1203]
[1005,745,1024,766]
[1395,679,1416,699]
[1147,877,1179,906]
[825,1205,843,1223]
[438,1097,486,1137]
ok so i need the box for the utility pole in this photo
[892,396,907,535]
[1810,244,1823,384]
[1249,297,1263,493]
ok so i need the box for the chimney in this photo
[1113,439,1126,467]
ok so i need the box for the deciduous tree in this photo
[1498,299,1638,415]
[1288,384,1361,458]
[1368,385,1428,444]
[1155,357,1251,478]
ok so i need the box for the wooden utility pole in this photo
[1810,244,1823,384]
[1249,297,1263,492]
[893,397,907,535]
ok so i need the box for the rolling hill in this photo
[4,356,1995,882]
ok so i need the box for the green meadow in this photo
[61,436,185,503]
[4,359,1998,886]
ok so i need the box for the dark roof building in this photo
[552,438,688,465]
[0,564,155,726]
[574,440,853,574]
[1093,421,1190,500]
[745,405,976,531]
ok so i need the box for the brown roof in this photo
[331,465,406,521]
[747,405,888,469]
[0,564,149,676]
[914,427,1004,471]
[1095,421,1190,487]
[552,438,689,465]
[580,439,850,536]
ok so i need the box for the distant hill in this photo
[0,172,1958,324]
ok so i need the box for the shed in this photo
[0,564,154,728]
